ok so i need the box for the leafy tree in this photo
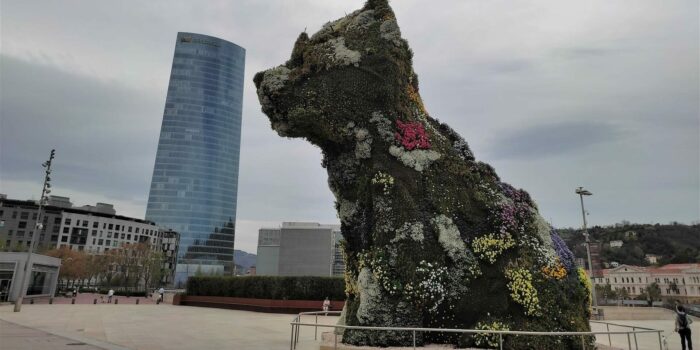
[617,288,629,302]
[643,282,662,305]
[44,247,88,289]
[595,283,617,303]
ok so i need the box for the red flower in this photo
[395,120,431,150]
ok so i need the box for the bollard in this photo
[115,299,118,305]
[136,298,140,305]
[94,298,97,304]
[72,298,76,304]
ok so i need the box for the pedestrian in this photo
[322,297,330,313]
[107,289,114,304]
[158,287,165,304]
[73,287,78,298]
[675,305,694,350]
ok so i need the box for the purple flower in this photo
[550,229,576,271]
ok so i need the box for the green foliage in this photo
[186,276,345,300]
[559,223,700,265]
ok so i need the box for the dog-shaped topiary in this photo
[255,1,592,348]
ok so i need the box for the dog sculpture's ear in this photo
[289,32,309,67]
[364,0,389,10]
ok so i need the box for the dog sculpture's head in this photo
[254,0,418,148]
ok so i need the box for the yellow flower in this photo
[472,233,515,264]
[505,267,541,316]
[542,262,567,280]
[577,268,592,306]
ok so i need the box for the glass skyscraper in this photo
[146,32,244,285]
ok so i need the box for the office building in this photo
[145,32,245,285]
[256,222,344,277]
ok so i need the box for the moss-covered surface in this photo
[254,1,592,348]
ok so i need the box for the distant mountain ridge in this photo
[234,249,256,270]
[557,222,700,266]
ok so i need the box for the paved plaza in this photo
[0,303,695,350]
[0,303,337,350]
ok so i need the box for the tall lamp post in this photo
[14,149,55,312]
[576,186,597,309]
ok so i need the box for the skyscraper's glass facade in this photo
[146,32,244,285]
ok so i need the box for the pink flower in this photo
[395,120,431,150]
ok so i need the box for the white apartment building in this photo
[1,196,179,285]
[57,210,165,254]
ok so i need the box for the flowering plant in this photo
[577,268,592,306]
[357,251,400,296]
[472,233,515,264]
[492,183,533,235]
[474,321,509,348]
[504,266,541,316]
[371,171,395,195]
[551,230,576,271]
[412,260,448,312]
[542,262,567,280]
[395,120,431,150]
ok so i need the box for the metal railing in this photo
[290,311,665,350]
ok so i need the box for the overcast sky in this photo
[1,0,698,254]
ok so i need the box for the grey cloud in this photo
[487,120,625,160]
[0,0,697,244]
[555,47,621,59]
[0,55,162,204]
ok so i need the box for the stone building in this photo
[593,263,700,303]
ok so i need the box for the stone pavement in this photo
[592,319,694,350]
[0,303,692,350]
[0,318,123,350]
[0,303,337,350]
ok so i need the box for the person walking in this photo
[675,305,694,350]
[157,287,165,304]
[322,297,330,313]
[107,289,114,304]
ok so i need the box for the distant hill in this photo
[557,223,700,266]
[234,249,256,270]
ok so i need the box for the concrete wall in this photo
[256,246,279,276]
[0,252,61,302]
[600,306,699,321]
[278,228,332,276]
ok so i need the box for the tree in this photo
[617,288,629,303]
[595,283,617,304]
[643,282,662,306]
[670,281,680,295]
[44,247,88,289]
[142,251,164,289]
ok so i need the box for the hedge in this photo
[186,276,345,300]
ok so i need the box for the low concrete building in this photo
[256,222,344,277]
[0,252,61,302]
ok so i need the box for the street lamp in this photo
[14,149,55,312]
[576,186,597,309]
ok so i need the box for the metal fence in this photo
[290,311,664,350]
